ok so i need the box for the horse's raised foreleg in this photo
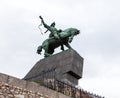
[37,45,43,54]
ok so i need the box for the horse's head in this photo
[72,28,80,36]
[75,29,80,35]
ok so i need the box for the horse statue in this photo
[37,28,80,57]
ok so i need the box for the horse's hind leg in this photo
[43,43,52,57]
[44,47,52,57]
[44,52,52,57]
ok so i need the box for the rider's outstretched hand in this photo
[39,16,43,20]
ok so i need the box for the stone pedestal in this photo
[24,49,84,85]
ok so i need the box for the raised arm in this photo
[39,16,50,29]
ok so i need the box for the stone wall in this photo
[0,73,70,98]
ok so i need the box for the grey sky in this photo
[0,0,120,98]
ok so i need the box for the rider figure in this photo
[39,16,64,50]
[39,16,60,39]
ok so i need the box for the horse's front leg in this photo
[64,43,72,49]
[68,35,74,43]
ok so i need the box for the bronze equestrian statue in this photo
[37,16,80,57]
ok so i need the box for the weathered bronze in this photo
[39,16,60,39]
[37,16,80,57]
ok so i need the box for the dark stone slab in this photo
[24,49,84,85]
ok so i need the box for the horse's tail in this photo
[37,45,43,54]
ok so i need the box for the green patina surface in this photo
[37,16,80,57]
